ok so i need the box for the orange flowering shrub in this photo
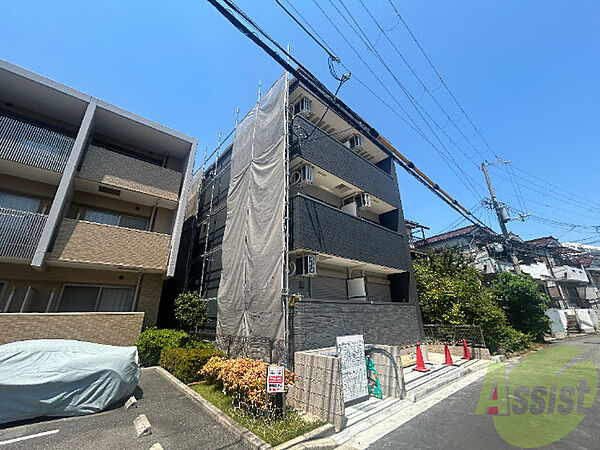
[200,356,296,412]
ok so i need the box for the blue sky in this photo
[1,1,599,242]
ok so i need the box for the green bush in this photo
[160,347,226,383]
[175,291,207,336]
[186,339,215,350]
[135,327,190,366]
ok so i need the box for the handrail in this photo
[0,207,48,259]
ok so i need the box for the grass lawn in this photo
[191,382,326,446]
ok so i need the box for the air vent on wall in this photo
[335,183,351,193]
[98,186,121,196]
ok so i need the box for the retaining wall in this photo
[0,312,144,346]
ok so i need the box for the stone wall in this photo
[0,312,144,346]
[287,349,346,431]
[292,301,423,351]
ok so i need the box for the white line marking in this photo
[0,429,59,446]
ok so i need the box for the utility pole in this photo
[481,161,522,274]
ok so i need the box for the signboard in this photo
[267,365,285,393]
[336,334,368,404]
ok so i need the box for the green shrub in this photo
[160,347,226,383]
[175,291,207,336]
[135,327,190,366]
[186,339,215,350]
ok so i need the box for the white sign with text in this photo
[336,334,368,403]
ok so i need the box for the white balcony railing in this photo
[0,114,74,172]
[553,265,590,283]
[0,207,47,260]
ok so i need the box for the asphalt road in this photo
[371,334,600,449]
[0,368,243,450]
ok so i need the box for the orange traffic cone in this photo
[461,338,472,360]
[413,342,430,372]
[444,343,455,366]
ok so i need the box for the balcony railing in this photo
[79,145,182,202]
[0,114,74,172]
[0,207,47,260]
[291,194,409,270]
[553,265,589,283]
[48,218,170,271]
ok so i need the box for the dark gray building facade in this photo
[162,79,424,352]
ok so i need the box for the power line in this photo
[319,0,485,201]
[357,0,491,165]
[206,0,491,230]
[387,0,498,159]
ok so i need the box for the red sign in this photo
[267,366,285,393]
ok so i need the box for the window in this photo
[83,209,148,230]
[57,285,134,312]
[0,192,41,213]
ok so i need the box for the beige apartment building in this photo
[0,60,196,345]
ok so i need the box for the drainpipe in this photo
[131,272,143,312]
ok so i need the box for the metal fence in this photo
[0,207,47,260]
[0,114,74,172]
[214,333,287,364]
[422,324,486,348]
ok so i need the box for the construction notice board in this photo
[267,366,285,393]
[336,334,368,404]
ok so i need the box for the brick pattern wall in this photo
[0,312,143,346]
[137,273,164,327]
[292,301,422,352]
[79,145,181,201]
[288,349,346,431]
[48,218,170,271]
[291,195,408,270]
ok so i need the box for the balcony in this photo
[553,265,590,283]
[0,113,74,172]
[0,207,47,260]
[47,218,170,271]
[78,145,182,202]
[291,194,409,270]
[291,116,398,206]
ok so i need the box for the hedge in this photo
[135,328,191,366]
[160,347,226,383]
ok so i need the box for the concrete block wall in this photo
[368,344,406,398]
[79,145,181,201]
[288,349,346,431]
[0,312,144,346]
[426,343,491,360]
[292,301,422,351]
[48,218,170,271]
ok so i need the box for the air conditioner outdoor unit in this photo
[296,254,317,277]
[294,97,312,116]
[355,192,371,209]
[291,164,313,185]
[345,134,363,150]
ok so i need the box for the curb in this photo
[273,423,335,450]
[149,367,270,449]
[407,360,489,403]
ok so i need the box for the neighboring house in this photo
[0,60,196,345]
[415,227,599,310]
[165,76,424,355]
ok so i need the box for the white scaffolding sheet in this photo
[216,74,287,360]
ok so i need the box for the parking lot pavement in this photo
[0,368,244,449]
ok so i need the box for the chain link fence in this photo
[422,324,486,348]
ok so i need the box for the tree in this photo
[174,291,207,336]
[414,247,531,353]
[491,273,551,341]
